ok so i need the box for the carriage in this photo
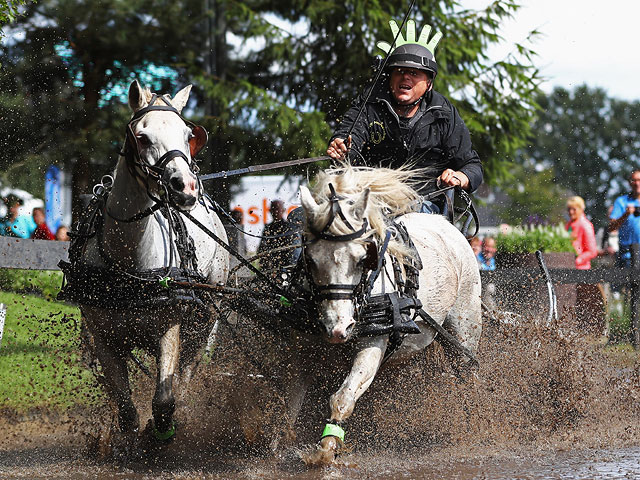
[58,81,557,465]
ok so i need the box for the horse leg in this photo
[443,290,482,379]
[178,304,215,387]
[152,323,180,440]
[90,331,139,433]
[329,336,386,421]
[305,337,386,466]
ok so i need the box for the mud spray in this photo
[3,293,640,478]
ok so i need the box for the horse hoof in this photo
[301,436,339,467]
[148,419,177,445]
[153,425,176,443]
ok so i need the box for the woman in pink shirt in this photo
[565,196,597,269]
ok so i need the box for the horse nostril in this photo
[345,322,355,336]
[170,175,184,192]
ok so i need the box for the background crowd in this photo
[0,194,68,241]
[468,169,640,273]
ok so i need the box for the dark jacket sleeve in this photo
[444,102,483,193]
[329,96,370,162]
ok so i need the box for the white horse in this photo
[282,165,481,464]
[64,80,229,444]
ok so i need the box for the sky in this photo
[464,0,640,101]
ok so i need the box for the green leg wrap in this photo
[321,423,345,443]
[153,421,176,442]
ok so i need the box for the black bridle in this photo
[124,93,207,182]
[303,184,389,308]
[98,93,210,274]
[105,94,209,227]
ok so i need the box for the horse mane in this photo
[308,163,423,259]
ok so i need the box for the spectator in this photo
[477,236,496,271]
[257,200,298,272]
[609,170,640,268]
[0,194,36,238]
[469,236,482,257]
[565,196,597,269]
[55,225,70,241]
[564,195,605,335]
[31,207,56,240]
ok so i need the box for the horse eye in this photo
[136,133,151,147]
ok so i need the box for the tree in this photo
[0,0,33,29]
[497,164,571,225]
[196,0,542,182]
[1,0,215,216]
[1,0,542,214]
[520,85,640,229]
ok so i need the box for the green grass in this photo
[0,291,101,412]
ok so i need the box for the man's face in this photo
[630,172,640,195]
[482,239,496,259]
[270,201,285,221]
[33,210,45,225]
[389,67,430,105]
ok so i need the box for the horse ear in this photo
[128,80,146,112]
[299,186,319,214]
[189,125,208,157]
[172,84,192,113]
[351,188,370,220]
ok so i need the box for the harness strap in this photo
[364,230,393,298]
[309,183,369,242]
[416,308,479,366]
[182,210,289,298]
[312,220,368,242]
[106,202,163,223]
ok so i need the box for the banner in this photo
[44,165,63,233]
[229,175,303,252]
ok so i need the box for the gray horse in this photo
[278,165,482,464]
[68,81,228,444]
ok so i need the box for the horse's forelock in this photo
[308,165,422,259]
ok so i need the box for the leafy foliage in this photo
[520,85,640,229]
[0,0,542,209]
[0,0,32,28]
[496,224,574,253]
[496,164,572,225]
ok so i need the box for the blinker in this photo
[189,125,208,157]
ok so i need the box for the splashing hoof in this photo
[142,418,177,446]
[153,422,177,443]
[301,436,339,467]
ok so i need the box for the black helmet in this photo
[386,43,438,79]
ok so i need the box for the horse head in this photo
[126,80,208,211]
[300,185,374,343]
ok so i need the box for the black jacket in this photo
[330,83,483,195]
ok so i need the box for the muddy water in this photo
[3,309,640,478]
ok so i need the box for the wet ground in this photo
[3,310,640,478]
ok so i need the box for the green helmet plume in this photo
[376,20,443,57]
[376,20,443,78]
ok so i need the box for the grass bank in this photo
[0,291,101,412]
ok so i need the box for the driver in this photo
[326,20,482,213]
